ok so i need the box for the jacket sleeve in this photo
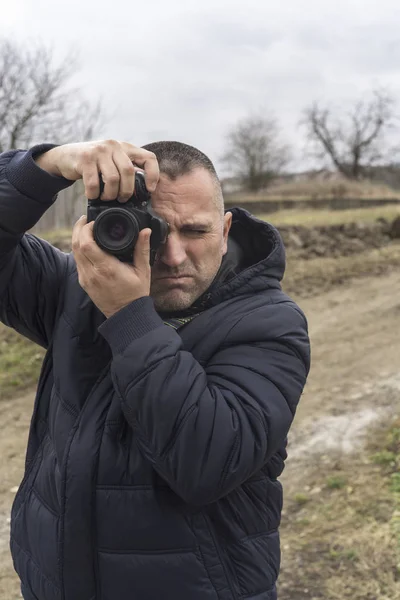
[98,296,310,506]
[0,146,74,348]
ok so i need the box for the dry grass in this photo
[34,227,72,251]
[226,178,399,203]
[0,326,44,400]
[283,243,400,299]
[279,419,400,600]
[259,205,400,228]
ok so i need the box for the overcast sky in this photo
[2,0,400,173]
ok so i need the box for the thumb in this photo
[134,228,152,270]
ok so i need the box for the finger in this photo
[72,215,87,254]
[120,143,159,192]
[82,162,102,200]
[98,157,120,201]
[111,148,136,202]
[133,228,151,271]
[72,216,93,268]
[78,221,109,265]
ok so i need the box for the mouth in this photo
[157,275,192,282]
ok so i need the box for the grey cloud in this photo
[2,0,400,171]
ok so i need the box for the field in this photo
[265,204,400,227]
[225,177,400,202]
[1,200,400,599]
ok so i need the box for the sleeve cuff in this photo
[5,144,75,204]
[98,296,165,355]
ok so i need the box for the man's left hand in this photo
[72,216,152,318]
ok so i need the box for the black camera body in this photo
[87,172,168,266]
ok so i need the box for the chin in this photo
[153,292,194,313]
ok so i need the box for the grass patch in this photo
[329,547,359,562]
[372,451,398,467]
[390,473,400,494]
[32,227,72,252]
[293,493,310,506]
[326,475,347,490]
[279,419,400,600]
[257,204,400,227]
[0,324,44,400]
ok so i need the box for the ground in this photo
[0,240,400,598]
[279,270,400,599]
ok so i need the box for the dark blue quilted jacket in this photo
[0,147,310,600]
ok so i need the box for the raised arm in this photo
[0,139,160,347]
[0,145,73,347]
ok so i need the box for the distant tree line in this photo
[222,88,399,192]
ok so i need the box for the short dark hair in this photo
[142,140,224,214]
[142,140,217,180]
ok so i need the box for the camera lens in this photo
[94,208,139,253]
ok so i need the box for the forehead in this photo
[150,168,219,223]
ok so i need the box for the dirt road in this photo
[284,269,400,465]
[1,271,400,599]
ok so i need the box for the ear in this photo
[222,211,232,256]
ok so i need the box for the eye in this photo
[184,229,207,235]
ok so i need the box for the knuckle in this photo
[96,143,108,154]
[122,163,135,175]
[97,139,118,153]
[106,173,120,184]
[80,148,95,163]
[80,241,92,253]
[98,265,112,278]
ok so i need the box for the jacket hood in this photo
[205,207,286,307]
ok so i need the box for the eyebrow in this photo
[180,221,213,230]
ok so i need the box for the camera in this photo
[87,171,168,266]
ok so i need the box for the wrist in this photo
[34,147,62,177]
[98,296,164,355]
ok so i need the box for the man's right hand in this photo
[34,140,159,201]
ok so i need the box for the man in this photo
[0,139,310,600]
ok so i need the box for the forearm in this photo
[99,299,304,506]
[0,145,73,236]
[0,146,73,342]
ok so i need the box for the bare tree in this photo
[0,38,104,152]
[221,114,291,192]
[303,89,397,179]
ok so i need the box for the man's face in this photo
[150,168,232,312]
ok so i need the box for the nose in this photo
[158,232,187,268]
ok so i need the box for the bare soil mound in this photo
[279,218,399,260]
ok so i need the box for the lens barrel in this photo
[93,208,139,253]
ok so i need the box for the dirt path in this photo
[0,392,35,599]
[283,270,400,471]
[1,271,400,599]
